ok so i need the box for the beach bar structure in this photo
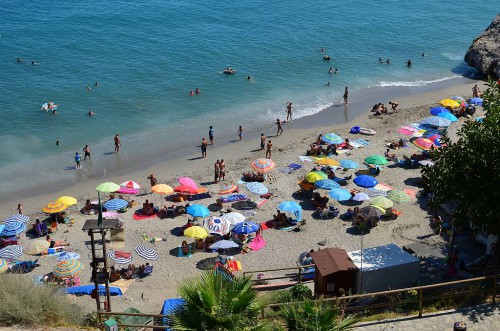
[348,243,420,293]
[310,248,358,296]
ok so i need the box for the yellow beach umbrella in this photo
[42,201,68,214]
[96,182,121,193]
[372,205,386,214]
[370,196,394,209]
[184,226,208,239]
[439,99,460,109]
[56,196,77,206]
[305,171,328,184]
[152,184,174,195]
[315,158,340,166]
[53,260,84,279]
[24,239,50,255]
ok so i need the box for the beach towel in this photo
[133,211,158,220]
[248,232,267,251]
[288,163,303,170]
[103,211,119,218]
[350,142,363,149]
[114,251,131,259]
[299,156,313,163]
[256,199,268,208]
[397,128,414,135]
[219,194,248,204]
[259,221,272,230]
[111,278,136,294]
[237,179,246,185]
[353,138,370,146]
[404,189,417,198]
[279,167,293,174]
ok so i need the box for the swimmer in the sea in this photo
[247,76,252,80]
[189,90,194,96]
[17,58,23,62]
[335,68,338,74]
[95,81,99,86]
[379,58,384,63]
[386,58,391,64]
[86,86,91,93]
[87,110,95,116]
[31,61,38,65]
[406,59,412,67]
[56,140,60,146]
[329,67,333,74]
[195,88,200,94]
[421,53,425,57]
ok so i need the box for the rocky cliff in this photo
[465,14,500,78]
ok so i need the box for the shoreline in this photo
[0,76,481,205]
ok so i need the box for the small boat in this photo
[223,68,236,74]
[359,127,376,135]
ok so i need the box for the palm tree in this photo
[274,292,358,331]
[170,272,272,331]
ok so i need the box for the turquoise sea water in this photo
[0,1,497,195]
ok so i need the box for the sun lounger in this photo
[217,194,248,204]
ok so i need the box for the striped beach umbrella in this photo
[322,133,343,145]
[246,182,268,195]
[231,221,259,235]
[3,214,30,223]
[56,196,78,206]
[42,201,68,214]
[250,158,276,173]
[450,95,465,102]
[340,160,359,169]
[387,190,411,203]
[135,245,159,260]
[107,250,132,264]
[370,196,394,209]
[120,180,141,189]
[328,188,351,201]
[365,189,388,198]
[314,179,340,190]
[186,205,210,218]
[57,252,81,262]
[103,199,129,211]
[0,245,24,261]
[0,259,8,273]
[0,221,26,236]
[24,239,50,255]
[53,260,84,278]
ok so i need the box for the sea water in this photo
[0,0,497,196]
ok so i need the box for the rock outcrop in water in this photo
[465,14,500,79]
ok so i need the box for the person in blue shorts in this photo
[74,152,81,169]
[209,126,214,145]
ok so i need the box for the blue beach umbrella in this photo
[186,204,210,218]
[353,175,379,188]
[3,214,30,223]
[429,106,450,116]
[0,221,26,237]
[421,116,452,127]
[57,252,81,262]
[328,188,351,201]
[438,112,458,122]
[103,199,129,211]
[246,182,268,195]
[322,133,343,145]
[231,221,259,234]
[340,160,359,169]
[277,200,303,222]
[468,97,483,106]
[0,245,24,261]
[314,179,341,190]
[352,193,370,202]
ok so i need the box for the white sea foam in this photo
[442,52,464,61]
[376,76,461,88]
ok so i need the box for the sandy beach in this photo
[1,78,487,314]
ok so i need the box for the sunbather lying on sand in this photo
[242,172,265,182]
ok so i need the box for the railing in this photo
[243,264,315,284]
[97,274,500,330]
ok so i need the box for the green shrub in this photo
[290,284,313,300]
[0,274,84,326]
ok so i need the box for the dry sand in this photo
[1,79,487,314]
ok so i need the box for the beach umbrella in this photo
[359,206,384,219]
[468,97,483,106]
[370,196,394,209]
[278,200,303,222]
[322,133,343,144]
[186,205,210,218]
[450,95,465,102]
[315,179,340,190]
[387,190,411,203]
[429,106,450,116]
[246,182,268,195]
[328,188,351,201]
[96,182,121,193]
[250,158,275,173]
[413,138,437,150]
[120,180,141,189]
[42,201,67,214]
[221,212,245,225]
[0,245,23,261]
[340,160,359,169]
[209,240,239,250]
[231,221,259,234]
[438,112,458,122]
[57,252,80,262]
[174,185,198,195]
[0,259,8,273]
[152,184,174,195]
[0,221,26,236]
[103,199,128,211]
[374,183,394,192]
[184,226,208,239]
[53,260,84,278]
[352,193,370,202]
[3,214,29,223]
[135,245,159,260]
[421,116,452,127]
[24,239,50,255]
[439,99,460,109]
[364,155,388,166]
[204,217,231,236]
[178,177,198,189]
[365,189,388,198]
[315,158,340,166]
[305,171,328,183]
[56,196,77,206]
[353,175,379,188]
[107,250,132,264]
[419,160,435,167]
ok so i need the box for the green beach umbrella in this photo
[370,196,394,209]
[387,190,411,203]
[364,155,388,166]
[96,182,121,193]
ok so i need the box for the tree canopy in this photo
[422,79,500,235]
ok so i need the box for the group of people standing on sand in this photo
[214,160,226,183]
